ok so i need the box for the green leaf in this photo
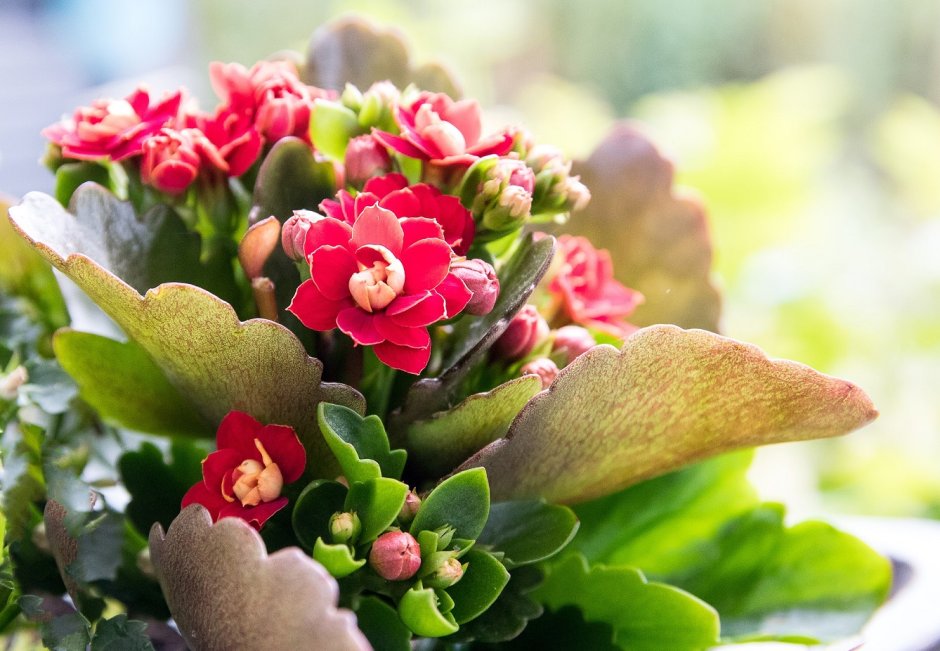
[318,403,407,483]
[291,480,349,551]
[397,582,459,638]
[90,615,154,651]
[456,325,878,503]
[344,478,408,543]
[42,611,92,651]
[478,500,579,568]
[354,596,412,651]
[450,565,544,644]
[406,376,542,477]
[533,554,719,651]
[447,548,510,624]
[54,162,111,207]
[312,538,365,578]
[56,331,209,437]
[393,233,556,427]
[8,190,364,478]
[310,100,362,160]
[411,468,490,540]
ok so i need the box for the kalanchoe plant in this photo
[0,16,889,651]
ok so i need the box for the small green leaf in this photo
[398,582,459,638]
[312,538,366,578]
[310,100,362,160]
[90,614,154,651]
[42,611,92,651]
[406,376,542,477]
[447,548,510,624]
[54,162,111,206]
[478,500,579,568]
[533,554,719,651]
[344,478,408,543]
[291,480,349,551]
[411,468,490,541]
[354,596,412,651]
[56,331,210,437]
[318,402,407,482]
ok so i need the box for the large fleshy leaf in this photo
[570,123,722,331]
[304,17,460,97]
[8,189,364,475]
[149,505,369,651]
[456,325,877,503]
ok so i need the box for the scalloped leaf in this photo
[398,582,459,638]
[304,17,460,97]
[8,190,364,476]
[410,468,490,540]
[149,505,370,650]
[456,325,878,504]
[478,501,579,569]
[533,554,719,650]
[319,403,407,482]
[405,376,542,477]
[571,123,722,331]
[313,538,366,578]
[345,477,408,543]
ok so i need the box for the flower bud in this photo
[358,81,400,131]
[450,259,500,316]
[340,83,364,111]
[398,490,421,524]
[422,553,465,589]
[281,210,319,261]
[563,176,591,212]
[493,305,549,361]
[329,511,362,545]
[0,366,28,401]
[552,325,597,364]
[369,531,422,581]
[520,357,559,389]
[344,135,392,188]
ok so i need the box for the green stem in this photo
[360,348,396,420]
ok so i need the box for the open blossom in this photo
[182,411,306,530]
[42,86,182,162]
[373,91,513,167]
[140,128,229,195]
[547,235,643,336]
[321,173,475,255]
[185,106,262,177]
[287,205,472,374]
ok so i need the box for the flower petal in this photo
[435,273,473,318]
[373,340,432,375]
[378,189,422,218]
[219,496,289,530]
[181,481,230,520]
[216,411,264,454]
[256,424,307,483]
[351,205,404,256]
[373,314,431,349]
[441,97,482,147]
[387,292,447,328]
[303,217,353,257]
[399,238,451,294]
[336,307,385,346]
[372,129,428,160]
[203,448,246,493]
[310,245,357,301]
[287,280,349,331]
[363,173,409,197]
[400,217,445,249]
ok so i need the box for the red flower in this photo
[547,235,644,336]
[287,205,472,374]
[184,106,262,177]
[321,173,474,256]
[182,411,306,530]
[140,128,229,195]
[373,91,513,168]
[42,86,182,162]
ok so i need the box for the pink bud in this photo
[520,357,559,389]
[344,135,392,187]
[369,531,422,581]
[493,305,549,361]
[552,325,597,364]
[564,177,591,212]
[450,259,500,316]
[281,210,318,261]
[399,491,421,524]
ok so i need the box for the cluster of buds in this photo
[526,144,591,216]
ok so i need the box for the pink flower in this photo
[552,325,597,364]
[450,258,499,316]
[493,305,549,361]
[321,173,475,255]
[369,531,422,581]
[547,235,644,336]
[209,60,322,142]
[181,411,306,530]
[344,135,392,188]
[520,357,559,389]
[185,106,262,177]
[373,91,513,167]
[287,205,472,374]
[140,127,228,195]
[42,86,182,162]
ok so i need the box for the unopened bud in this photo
[450,259,500,316]
[482,185,533,233]
[0,366,28,401]
[399,490,421,524]
[341,83,364,111]
[422,553,465,589]
[345,135,392,188]
[552,325,597,364]
[493,305,549,361]
[564,177,591,212]
[329,511,362,545]
[358,81,400,131]
[525,144,566,172]
[369,531,422,581]
[520,357,559,389]
[281,210,319,262]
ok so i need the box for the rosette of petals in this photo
[140,127,229,195]
[184,106,263,177]
[320,173,475,255]
[287,205,472,374]
[42,86,182,162]
[373,91,513,168]
[547,235,644,337]
[181,411,306,530]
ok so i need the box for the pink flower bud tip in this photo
[344,135,392,187]
[399,491,421,524]
[493,305,549,361]
[451,259,500,316]
[552,325,597,364]
[424,557,464,589]
[281,210,318,262]
[369,531,422,581]
[521,357,559,389]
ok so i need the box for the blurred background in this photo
[2,0,940,519]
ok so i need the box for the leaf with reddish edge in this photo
[7,191,364,478]
[454,325,878,504]
[570,123,722,331]
[149,505,370,651]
